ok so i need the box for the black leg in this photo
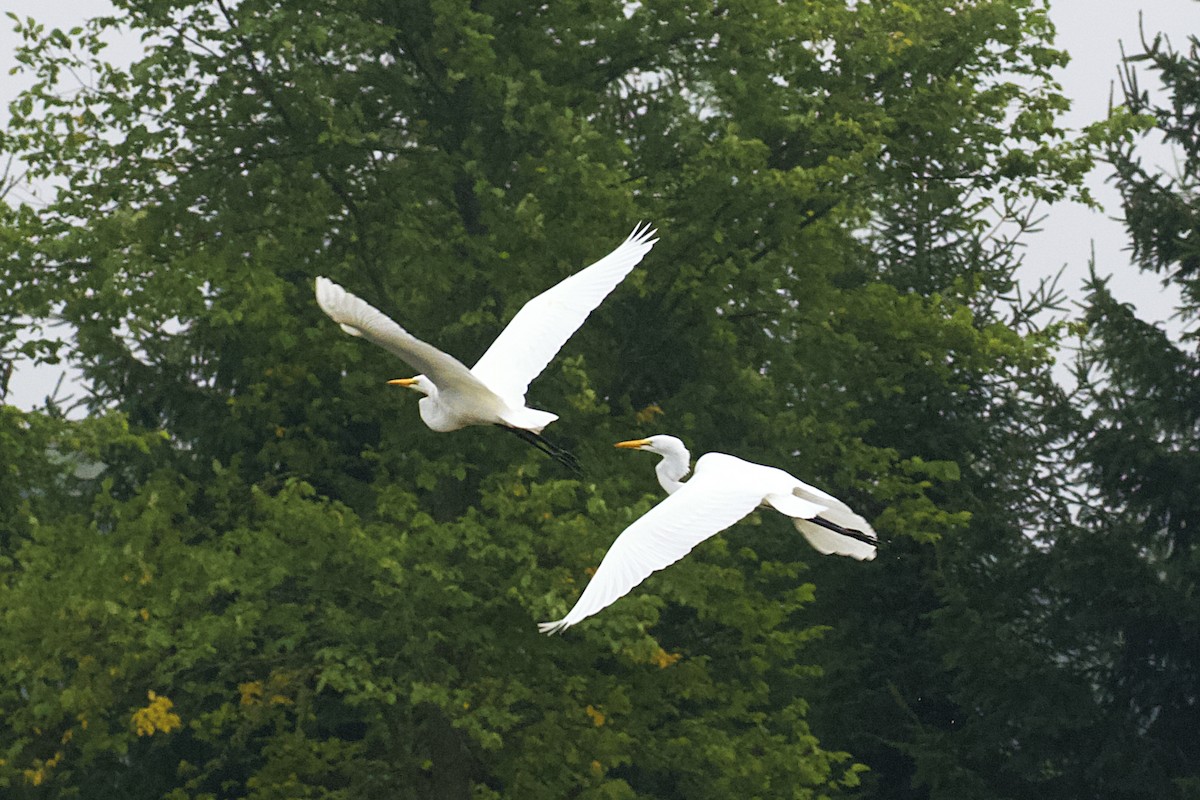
[501,427,583,474]
[809,516,879,549]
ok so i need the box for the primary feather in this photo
[540,455,765,633]
[472,222,658,406]
[314,276,481,395]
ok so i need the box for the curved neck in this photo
[417,394,460,432]
[654,444,691,495]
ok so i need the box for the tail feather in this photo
[499,407,559,434]
[538,619,569,635]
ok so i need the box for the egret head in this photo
[387,375,435,396]
[616,435,691,492]
[615,435,685,455]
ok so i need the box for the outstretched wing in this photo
[539,454,765,633]
[314,277,481,393]
[471,222,658,404]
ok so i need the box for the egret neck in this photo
[616,435,692,494]
[655,440,690,494]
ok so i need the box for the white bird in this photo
[539,435,877,633]
[314,223,658,468]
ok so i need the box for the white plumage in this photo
[314,223,657,440]
[539,435,877,633]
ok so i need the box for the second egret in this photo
[540,435,877,632]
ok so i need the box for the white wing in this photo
[314,277,482,394]
[471,222,658,404]
[539,454,766,633]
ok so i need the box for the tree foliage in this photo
[1061,27,1200,800]
[1,1,1092,797]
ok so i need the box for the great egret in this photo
[539,435,877,633]
[314,223,658,469]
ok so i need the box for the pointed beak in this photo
[387,378,417,387]
[614,438,651,450]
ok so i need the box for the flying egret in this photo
[314,223,658,470]
[539,435,877,633]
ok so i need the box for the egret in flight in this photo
[539,435,877,633]
[315,223,658,470]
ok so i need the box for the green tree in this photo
[849,22,1200,800]
[0,1,1090,797]
[1062,26,1200,799]
[769,4,1094,799]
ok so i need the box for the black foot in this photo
[502,427,583,475]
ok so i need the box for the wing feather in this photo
[539,458,765,633]
[315,277,482,394]
[472,223,658,403]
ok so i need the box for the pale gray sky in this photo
[4,0,1199,411]
[1025,0,1200,338]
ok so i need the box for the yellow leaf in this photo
[132,691,182,736]
[239,681,264,706]
[635,403,664,424]
[585,704,605,727]
[651,648,682,669]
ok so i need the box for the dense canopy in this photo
[2,1,1195,799]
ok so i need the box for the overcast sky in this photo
[1023,0,1200,338]
[4,0,1200,411]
